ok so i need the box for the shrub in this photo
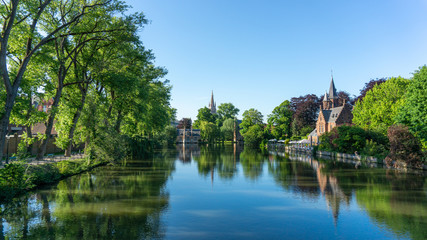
[319,125,388,156]
[243,124,265,148]
[0,163,31,200]
[27,164,61,186]
[385,124,425,169]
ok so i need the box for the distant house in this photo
[308,78,353,144]
[33,97,54,113]
[6,97,55,136]
[176,128,201,143]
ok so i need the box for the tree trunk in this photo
[26,95,34,154]
[65,87,87,157]
[0,95,14,161]
[36,68,64,160]
[114,109,122,133]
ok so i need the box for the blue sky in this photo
[125,0,427,121]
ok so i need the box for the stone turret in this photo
[323,91,330,109]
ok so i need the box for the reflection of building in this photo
[316,166,350,225]
[308,78,353,144]
[177,144,200,163]
[275,152,351,226]
[176,129,201,143]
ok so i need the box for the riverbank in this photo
[0,156,109,202]
[268,143,427,170]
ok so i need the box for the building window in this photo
[43,105,47,112]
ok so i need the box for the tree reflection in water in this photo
[1,146,426,239]
[189,145,427,239]
[0,152,176,240]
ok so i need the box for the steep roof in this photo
[321,106,344,123]
[323,91,329,101]
[308,128,317,137]
[328,77,338,99]
[209,91,216,114]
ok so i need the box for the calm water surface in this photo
[1,145,427,239]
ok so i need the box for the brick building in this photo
[308,78,353,144]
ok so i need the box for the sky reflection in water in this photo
[1,145,426,239]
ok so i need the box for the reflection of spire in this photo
[314,161,349,227]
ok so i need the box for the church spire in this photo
[209,91,216,114]
[328,76,338,100]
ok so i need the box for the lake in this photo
[1,144,426,239]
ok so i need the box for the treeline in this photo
[190,66,426,168]
[0,1,175,162]
[189,103,240,143]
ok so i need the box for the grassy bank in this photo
[0,157,109,202]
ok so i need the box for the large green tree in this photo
[200,121,220,143]
[352,77,409,133]
[217,103,239,126]
[193,107,216,129]
[0,0,117,160]
[395,66,427,149]
[220,118,236,141]
[240,108,263,135]
[267,100,293,140]
[35,1,143,159]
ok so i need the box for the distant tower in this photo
[208,91,217,114]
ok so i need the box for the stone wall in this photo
[2,135,82,156]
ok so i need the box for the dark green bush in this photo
[319,125,388,156]
[385,124,425,169]
[0,163,31,200]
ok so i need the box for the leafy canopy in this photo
[267,100,293,140]
[352,77,409,133]
[395,66,427,149]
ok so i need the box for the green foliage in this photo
[319,125,388,156]
[395,66,427,149]
[27,164,61,186]
[299,126,314,138]
[353,77,409,133]
[0,156,106,202]
[0,163,30,196]
[217,103,239,126]
[200,121,220,143]
[242,124,265,148]
[267,100,293,140]
[157,125,178,147]
[193,107,217,129]
[361,139,388,159]
[240,108,263,135]
[220,118,236,141]
[385,124,425,169]
[56,160,89,176]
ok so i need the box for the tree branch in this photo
[63,80,91,87]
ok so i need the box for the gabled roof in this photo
[308,128,317,137]
[321,106,344,123]
[329,78,338,99]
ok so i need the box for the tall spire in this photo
[328,76,338,99]
[209,91,216,114]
